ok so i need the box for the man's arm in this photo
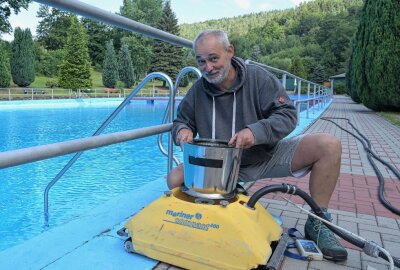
[246,72,297,147]
[171,90,197,145]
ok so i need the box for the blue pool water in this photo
[0,99,179,251]
[0,94,322,251]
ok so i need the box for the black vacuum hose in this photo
[247,183,400,267]
[320,117,400,215]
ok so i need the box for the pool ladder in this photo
[44,67,201,226]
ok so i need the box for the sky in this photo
[1,0,312,41]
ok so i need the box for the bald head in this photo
[193,30,230,52]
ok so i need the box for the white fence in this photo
[0,85,173,101]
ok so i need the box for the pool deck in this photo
[1,95,399,269]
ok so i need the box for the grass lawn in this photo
[378,112,400,127]
[91,70,103,88]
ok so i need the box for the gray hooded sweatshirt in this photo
[172,57,297,166]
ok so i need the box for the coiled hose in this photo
[320,117,400,215]
[246,183,400,268]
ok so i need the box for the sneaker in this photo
[304,211,348,261]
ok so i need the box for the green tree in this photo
[309,64,327,84]
[116,0,162,79]
[261,57,292,71]
[82,18,112,69]
[118,43,135,88]
[119,0,162,27]
[36,5,72,50]
[346,44,360,102]
[179,0,363,78]
[0,43,11,87]
[150,0,184,84]
[35,44,64,77]
[121,35,153,81]
[10,28,35,87]
[290,56,307,79]
[102,40,119,88]
[58,16,92,91]
[0,0,30,34]
[251,45,262,62]
[230,34,253,59]
[349,0,399,110]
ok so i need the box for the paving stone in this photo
[339,215,378,226]
[359,230,383,246]
[259,201,269,207]
[266,207,283,217]
[381,233,400,243]
[337,220,359,235]
[329,209,357,217]
[258,198,270,205]
[376,216,399,230]
[280,216,299,229]
[297,219,306,227]
[361,260,391,270]
[261,198,289,205]
[359,223,400,236]
[267,203,298,211]
[356,213,377,221]
[361,252,390,266]
[335,248,362,269]
[281,210,309,220]
[309,259,360,270]
[280,257,309,270]
[381,240,400,258]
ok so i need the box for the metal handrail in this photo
[157,67,202,172]
[245,59,328,88]
[245,59,332,126]
[0,124,172,170]
[34,0,192,49]
[43,72,174,225]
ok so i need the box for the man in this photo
[168,29,347,261]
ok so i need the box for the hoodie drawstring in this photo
[232,92,236,138]
[212,96,216,140]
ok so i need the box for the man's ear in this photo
[227,44,234,56]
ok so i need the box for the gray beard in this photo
[203,67,229,85]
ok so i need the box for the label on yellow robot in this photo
[163,209,220,231]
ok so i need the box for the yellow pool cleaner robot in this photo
[120,139,287,270]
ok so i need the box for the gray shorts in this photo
[238,135,311,182]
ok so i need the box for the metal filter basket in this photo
[182,138,242,199]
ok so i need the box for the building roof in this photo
[330,73,346,79]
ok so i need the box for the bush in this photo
[178,74,189,87]
[334,83,346,94]
[116,81,124,91]
[45,79,58,88]
[37,49,64,77]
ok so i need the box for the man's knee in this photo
[167,164,184,189]
[317,134,342,157]
[293,134,341,170]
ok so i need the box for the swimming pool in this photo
[0,99,178,251]
[0,94,326,251]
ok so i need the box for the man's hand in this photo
[176,128,193,150]
[228,128,255,149]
